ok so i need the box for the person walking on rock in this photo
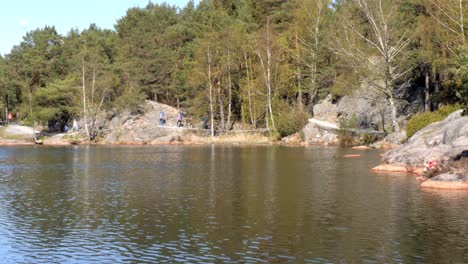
[177,112,183,127]
[159,109,165,125]
[72,119,79,132]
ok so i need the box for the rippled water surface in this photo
[0,145,467,263]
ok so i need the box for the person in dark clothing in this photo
[177,112,183,127]
[159,110,165,125]
[202,116,209,129]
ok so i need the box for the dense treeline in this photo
[0,0,466,137]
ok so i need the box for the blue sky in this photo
[0,0,196,56]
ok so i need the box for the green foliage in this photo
[338,115,358,146]
[361,133,379,145]
[331,72,360,98]
[63,134,82,145]
[113,85,146,114]
[0,0,464,140]
[445,45,468,116]
[275,106,310,139]
[437,103,462,117]
[406,104,461,138]
[406,112,442,138]
[33,77,79,121]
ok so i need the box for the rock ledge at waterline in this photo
[374,110,468,189]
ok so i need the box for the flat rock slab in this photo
[421,180,468,190]
[372,164,410,173]
[371,164,424,175]
[0,140,34,146]
[4,125,37,135]
[352,146,372,150]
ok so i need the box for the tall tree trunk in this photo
[295,29,303,111]
[244,51,255,127]
[434,72,440,110]
[27,86,37,141]
[207,47,215,137]
[4,94,8,123]
[388,94,400,133]
[424,65,430,111]
[265,18,275,130]
[217,81,225,131]
[226,48,232,130]
[90,65,97,139]
[82,58,90,141]
[308,0,323,111]
[459,0,465,44]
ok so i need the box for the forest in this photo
[0,0,466,139]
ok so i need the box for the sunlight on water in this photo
[0,145,467,263]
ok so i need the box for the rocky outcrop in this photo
[104,100,190,144]
[382,110,468,166]
[313,95,338,123]
[337,82,422,131]
[302,118,339,145]
[370,132,406,149]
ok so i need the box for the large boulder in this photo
[104,100,187,144]
[383,110,468,166]
[337,82,423,131]
[302,118,339,144]
[313,94,338,123]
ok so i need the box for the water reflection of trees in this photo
[2,146,468,262]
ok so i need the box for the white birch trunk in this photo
[207,47,215,137]
[226,48,232,130]
[82,58,90,141]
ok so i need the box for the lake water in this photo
[0,145,467,263]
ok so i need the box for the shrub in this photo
[361,133,379,145]
[275,107,310,139]
[437,103,461,117]
[406,104,461,138]
[338,115,358,146]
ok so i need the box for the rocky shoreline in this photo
[1,102,466,191]
[372,110,468,190]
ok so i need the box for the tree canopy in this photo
[0,0,466,134]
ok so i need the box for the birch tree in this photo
[76,26,117,141]
[295,0,329,110]
[331,0,416,132]
[424,0,465,49]
[256,18,277,131]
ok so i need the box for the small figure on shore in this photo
[177,112,183,127]
[72,119,79,132]
[159,109,165,125]
[7,113,12,124]
[423,156,439,178]
[202,116,209,129]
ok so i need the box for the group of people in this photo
[159,110,184,127]
[159,109,209,129]
[64,119,79,133]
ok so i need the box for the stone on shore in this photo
[421,172,468,190]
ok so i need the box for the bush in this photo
[338,115,358,146]
[361,133,379,145]
[275,107,310,139]
[437,103,461,117]
[406,104,461,138]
